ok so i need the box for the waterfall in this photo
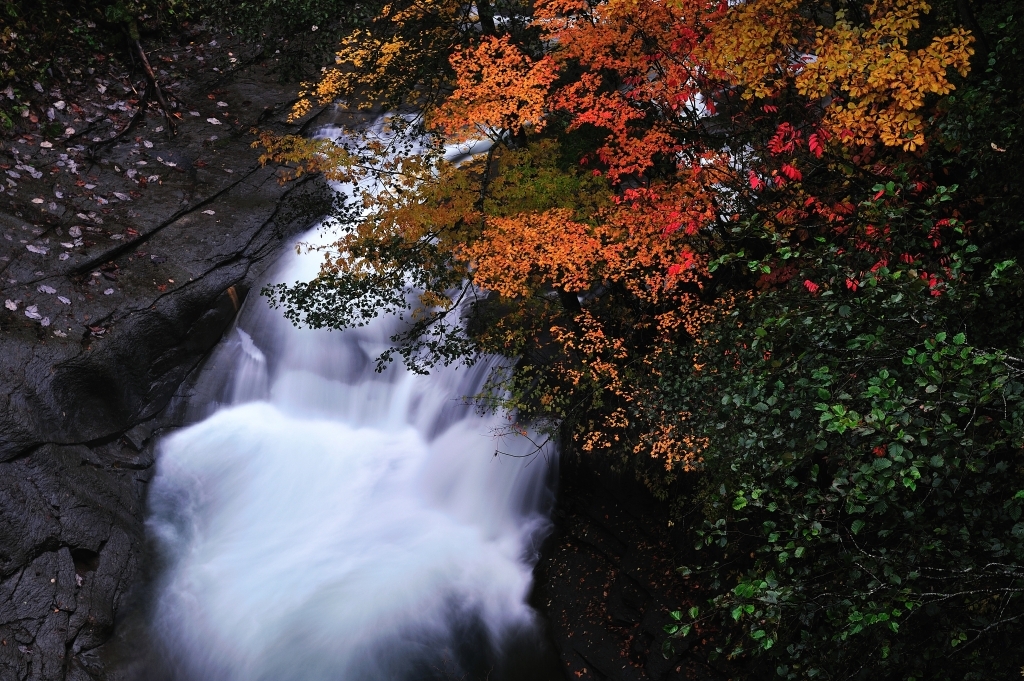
[143,127,558,680]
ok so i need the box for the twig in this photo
[133,39,177,135]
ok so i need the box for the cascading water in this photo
[143,126,559,681]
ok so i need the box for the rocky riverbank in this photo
[0,26,339,680]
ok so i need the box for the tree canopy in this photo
[259,0,1024,677]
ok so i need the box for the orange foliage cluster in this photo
[433,35,558,141]
[463,209,604,298]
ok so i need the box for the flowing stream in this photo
[142,127,559,680]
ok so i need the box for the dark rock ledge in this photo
[534,455,726,681]
[0,48,337,680]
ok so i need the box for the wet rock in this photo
[0,444,142,681]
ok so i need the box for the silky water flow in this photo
[142,127,560,681]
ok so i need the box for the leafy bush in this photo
[655,182,1024,678]
[649,10,1024,678]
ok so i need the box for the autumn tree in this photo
[260,0,1024,677]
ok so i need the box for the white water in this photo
[145,137,556,680]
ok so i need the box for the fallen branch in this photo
[133,39,177,135]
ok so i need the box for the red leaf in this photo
[781,164,802,181]
[808,133,824,158]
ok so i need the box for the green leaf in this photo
[734,582,756,598]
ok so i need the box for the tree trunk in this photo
[956,0,991,58]
[478,0,498,36]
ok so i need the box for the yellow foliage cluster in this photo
[291,0,468,120]
[705,0,805,100]
[704,0,973,150]
[252,129,356,182]
[796,0,973,150]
